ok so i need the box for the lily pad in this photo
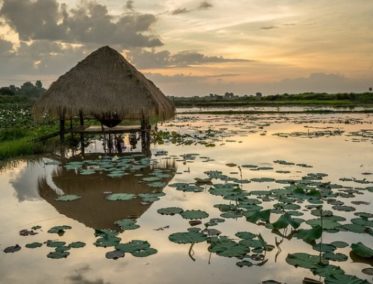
[236,260,253,267]
[114,219,140,230]
[3,244,21,253]
[294,226,322,244]
[106,193,136,201]
[351,242,373,258]
[106,250,125,260]
[157,207,184,216]
[48,225,72,236]
[180,210,209,220]
[286,253,325,269]
[47,250,70,259]
[56,195,81,202]
[25,242,43,249]
[323,252,348,262]
[68,241,86,249]
[169,231,207,244]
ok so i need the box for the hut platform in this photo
[73,125,141,134]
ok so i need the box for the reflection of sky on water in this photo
[9,159,60,202]
[0,112,372,284]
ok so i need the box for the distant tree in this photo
[369,87,372,92]
[224,92,234,99]
[256,92,262,98]
[35,80,43,89]
[0,87,15,96]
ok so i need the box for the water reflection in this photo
[38,155,176,229]
[7,159,49,202]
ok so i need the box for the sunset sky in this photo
[0,0,372,96]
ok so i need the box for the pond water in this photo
[176,106,373,113]
[0,112,372,284]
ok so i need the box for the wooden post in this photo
[59,116,65,143]
[79,111,84,127]
[141,117,151,156]
[79,111,84,156]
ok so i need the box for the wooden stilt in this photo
[59,117,65,143]
[79,111,84,127]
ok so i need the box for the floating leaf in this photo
[46,240,66,248]
[169,231,207,244]
[25,242,43,249]
[323,252,348,262]
[48,225,72,236]
[330,241,349,248]
[68,242,86,249]
[106,250,125,260]
[114,219,140,230]
[324,273,370,284]
[286,253,324,269]
[246,209,271,224]
[180,210,209,220]
[47,250,70,259]
[157,207,184,216]
[3,245,21,253]
[115,240,157,257]
[106,193,135,201]
[236,260,253,267]
[294,226,322,244]
[351,242,373,258]
[56,195,81,202]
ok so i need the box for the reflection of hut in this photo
[38,158,175,229]
[32,46,175,153]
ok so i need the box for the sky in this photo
[0,0,372,96]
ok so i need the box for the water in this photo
[0,112,372,284]
[176,106,373,113]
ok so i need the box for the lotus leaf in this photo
[106,250,125,260]
[114,219,140,230]
[169,231,207,244]
[351,242,373,258]
[25,242,43,249]
[68,242,86,249]
[106,193,135,201]
[286,253,325,269]
[157,207,184,215]
[56,195,81,202]
[180,210,209,220]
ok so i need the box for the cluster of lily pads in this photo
[152,155,373,283]
[161,113,373,145]
[3,219,158,260]
[63,154,169,178]
[3,225,86,259]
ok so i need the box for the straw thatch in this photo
[33,46,175,121]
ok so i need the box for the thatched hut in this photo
[33,46,175,141]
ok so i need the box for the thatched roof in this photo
[33,46,175,121]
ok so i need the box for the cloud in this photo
[126,0,134,10]
[172,8,190,15]
[0,0,162,48]
[66,265,109,284]
[128,49,251,68]
[260,25,277,30]
[0,39,88,79]
[171,1,213,15]
[198,1,213,10]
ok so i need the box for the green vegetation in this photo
[171,92,373,107]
